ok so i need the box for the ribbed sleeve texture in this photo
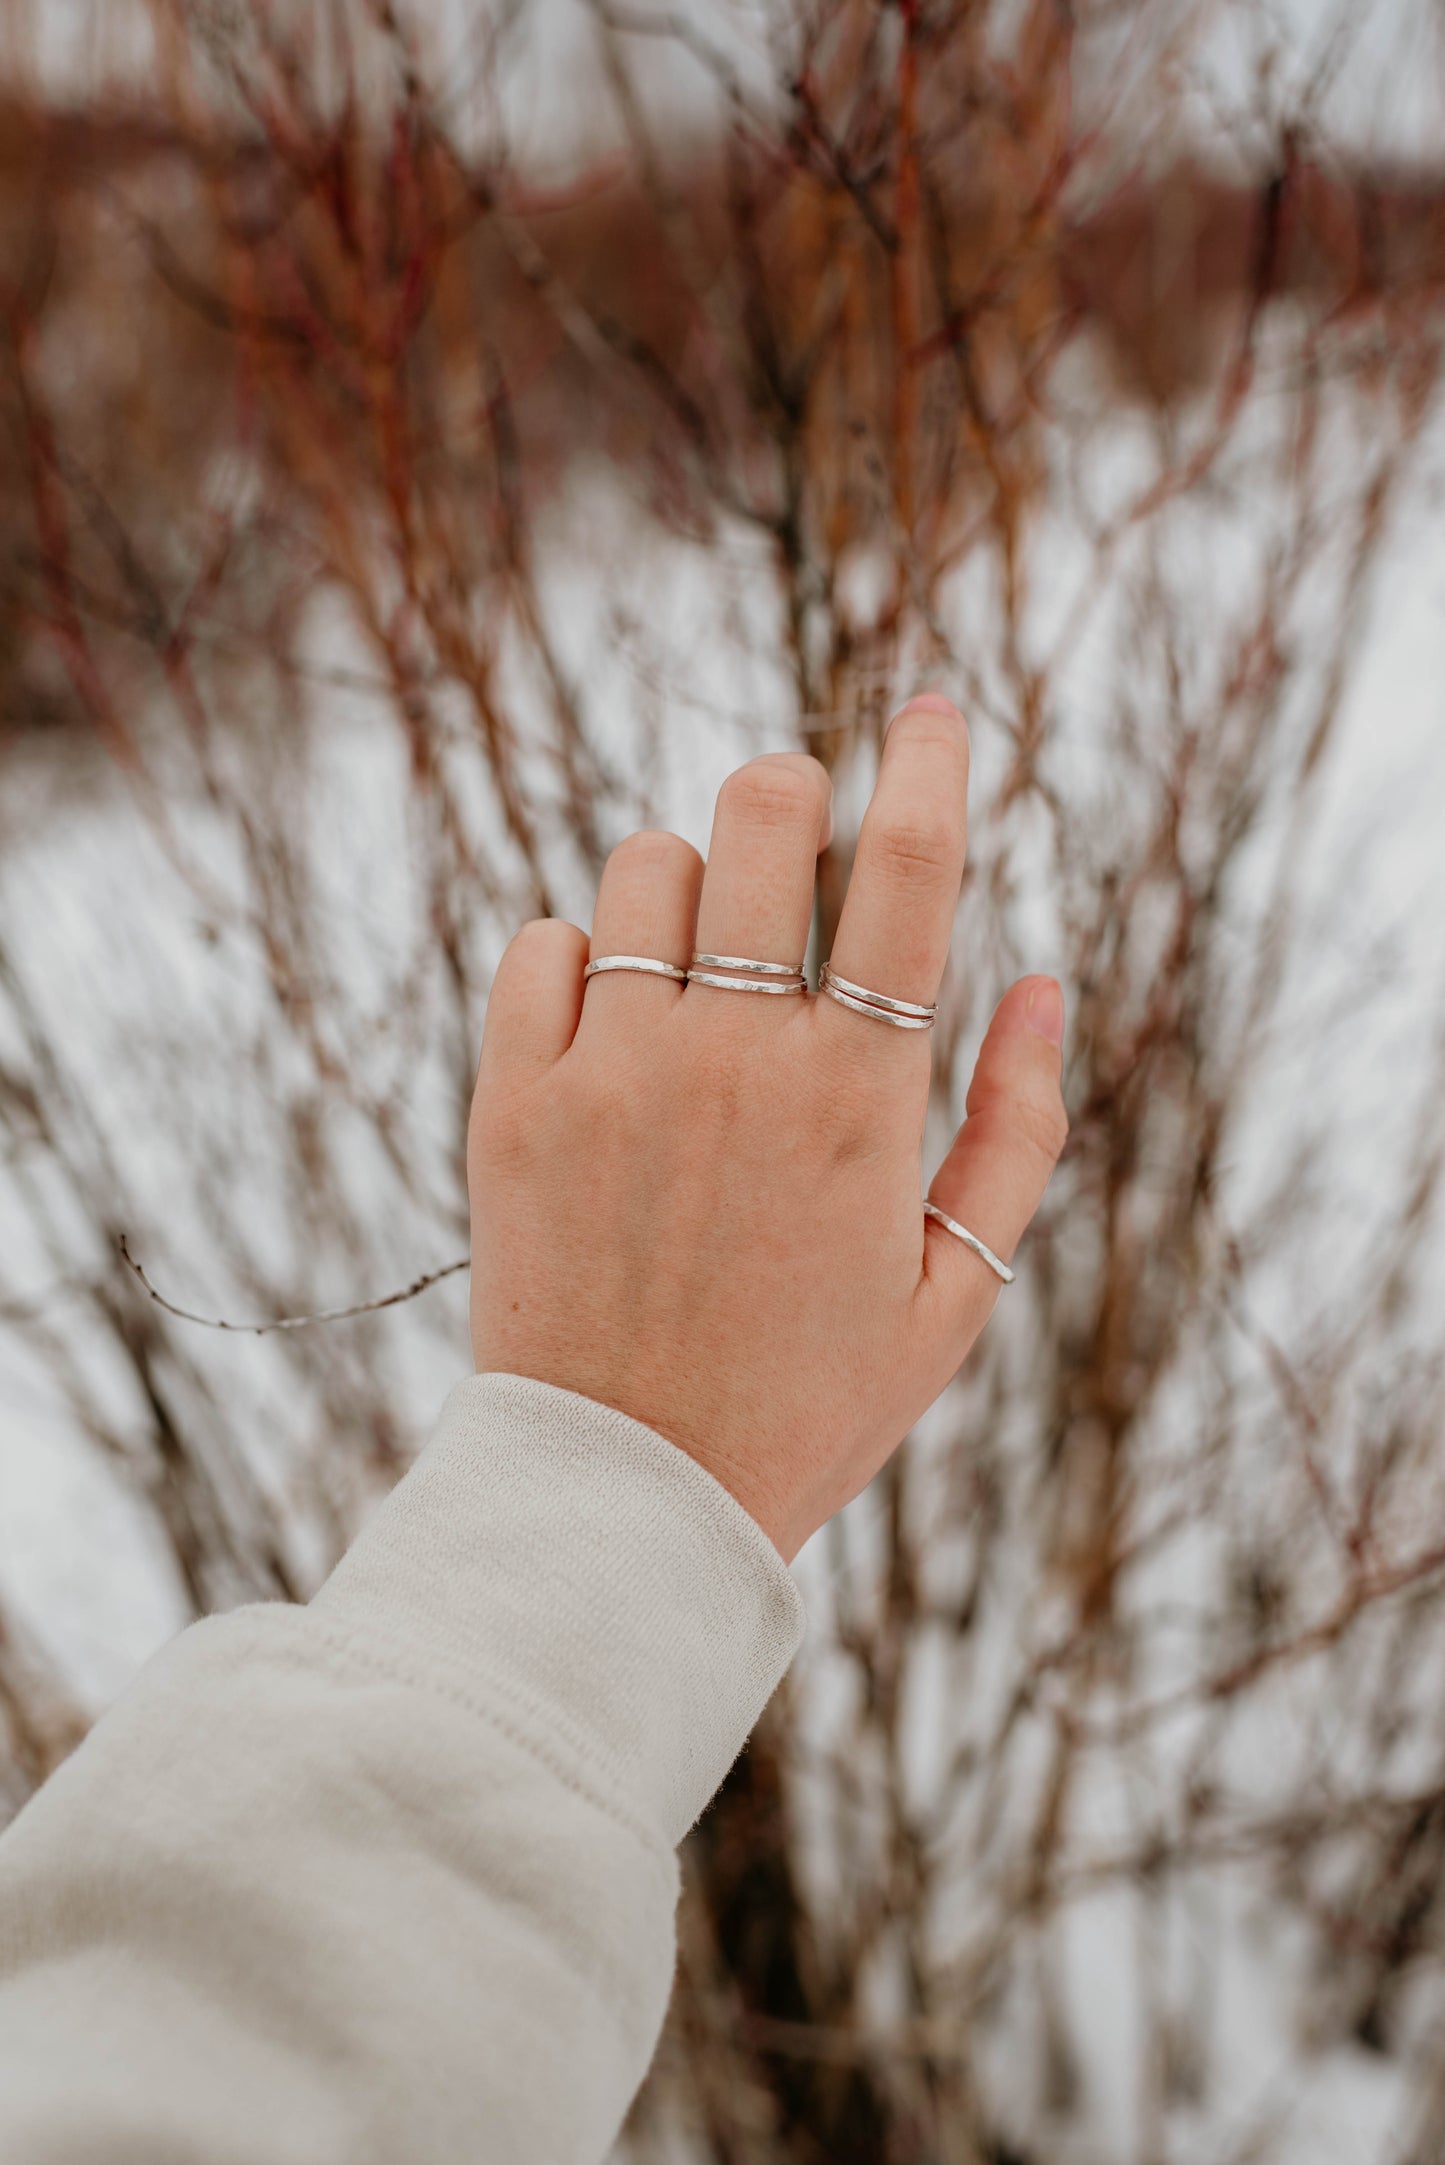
[0,1372,806,2165]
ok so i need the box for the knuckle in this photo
[809,1032,894,1145]
[819,1080,890,1166]
[870,816,960,883]
[1015,1091,1070,1165]
[720,755,828,831]
[890,710,970,772]
[968,1075,1068,1168]
[577,1045,677,1144]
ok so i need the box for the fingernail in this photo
[893,692,964,729]
[1026,977,1064,1045]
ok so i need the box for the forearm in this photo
[0,1375,804,2165]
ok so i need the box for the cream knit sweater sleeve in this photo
[0,1373,806,2164]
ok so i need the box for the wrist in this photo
[315,1373,807,1843]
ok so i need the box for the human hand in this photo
[467,697,1067,1562]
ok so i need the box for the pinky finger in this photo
[477,918,589,1081]
[919,976,1068,1334]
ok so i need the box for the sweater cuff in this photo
[311,1373,805,1846]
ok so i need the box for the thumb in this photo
[919,975,1068,1328]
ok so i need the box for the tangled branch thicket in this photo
[3,2,1445,2156]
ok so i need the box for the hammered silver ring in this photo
[688,951,807,996]
[819,963,936,1031]
[584,955,689,983]
[922,1202,1014,1284]
[691,952,805,979]
[687,969,807,996]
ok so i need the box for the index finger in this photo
[818,695,969,1035]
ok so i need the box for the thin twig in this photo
[118,1236,468,1334]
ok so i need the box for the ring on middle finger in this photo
[688,952,807,996]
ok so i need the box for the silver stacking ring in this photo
[922,1202,1014,1285]
[687,952,807,996]
[584,955,689,983]
[692,953,803,978]
[819,962,936,1031]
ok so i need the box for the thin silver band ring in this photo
[820,963,936,1020]
[584,955,688,983]
[922,1202,1014,1284]
[821,979,934,1031]
[691,952,805,979]
[688,969,807,996]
